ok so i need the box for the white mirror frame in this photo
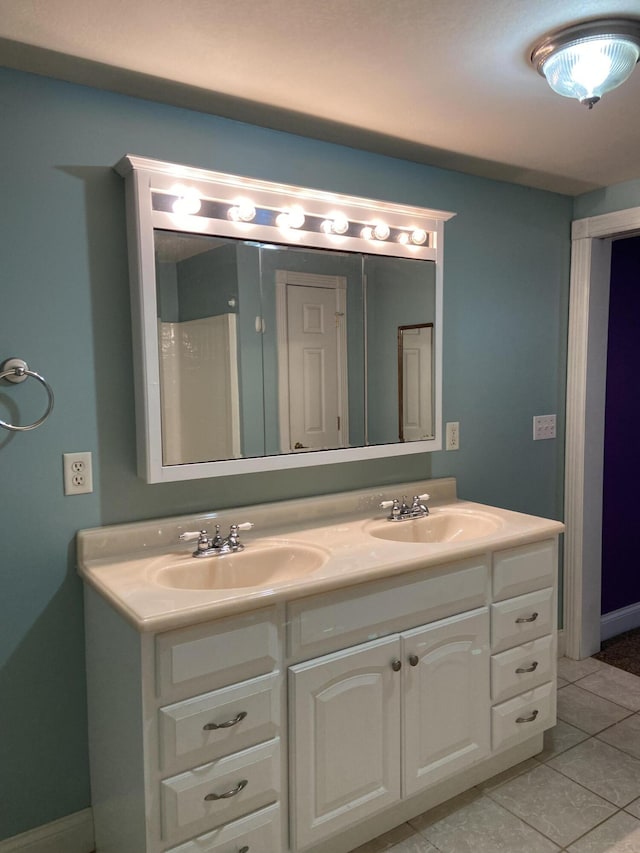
[116,155,455,482]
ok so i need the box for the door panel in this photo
[402,608,490,796]
[289,635,401,849]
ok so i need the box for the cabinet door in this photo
[402,608,490,797]
[289,635,401,850]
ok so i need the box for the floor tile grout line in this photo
[478,783,576,849]
[556,703,636,735]
[551,804,632,852]
[479,757,631,848]
[544,741,640,810]
[569,675,640,713]
[549,728,640,779]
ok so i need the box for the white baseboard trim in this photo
[601,602,640,642]
[0,809,94,853]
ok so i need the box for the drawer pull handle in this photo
[408,654,419,667]
[391,659,402,672]
[516,709,539,723]
[204,779,248,801]
[203,711,247,731]
[515,661,539,674]
[239,847,249,853]
[515,612,539,624]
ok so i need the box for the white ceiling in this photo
[1,0,640,195]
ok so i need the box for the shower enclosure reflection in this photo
[154,231,436,465]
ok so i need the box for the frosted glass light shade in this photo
[542,37,639,105]
[532,19,640,107]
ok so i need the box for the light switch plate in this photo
[533,415,556,441]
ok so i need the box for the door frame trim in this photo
[565,204,640,659]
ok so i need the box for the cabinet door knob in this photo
[515,612,539,624]
[515,661,539,674]
[391,659,402,672]
[204,779,248,801]
[239,847,250,853]
[408,654,419,667]
[203,711,247,731]
[516,709,539,723]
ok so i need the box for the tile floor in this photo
[353,658,640,853]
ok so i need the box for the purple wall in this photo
[601,235,640,614]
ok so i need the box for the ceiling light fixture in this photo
[531,17,640,108]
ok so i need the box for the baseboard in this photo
[601,602,640,642]
[0,809,94,853]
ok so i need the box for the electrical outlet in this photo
[533,414,556,441]
[63,451,93,495]
[446,421,460,451]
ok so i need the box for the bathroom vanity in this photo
[79,478,563,853]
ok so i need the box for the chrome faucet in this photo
[179,522,254,557]
[379,494,430,522]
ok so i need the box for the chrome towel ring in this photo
[0,358,55,432]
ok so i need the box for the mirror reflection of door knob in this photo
[294,441,308,449]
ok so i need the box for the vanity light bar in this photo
[153,189,432,248]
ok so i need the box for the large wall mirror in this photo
[117,156,454,482]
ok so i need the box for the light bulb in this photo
[397,232,410,245]
[361,226,374,240]
[228,198,256,222]
[373,222,390,241]
[322,213,350,235]
[411,229,427,245]
[332,214,349,235]
[171,185,201,215]
[288,205,305,229]
[277,206,305,230]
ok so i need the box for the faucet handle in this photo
[179,529,212,554]
[412,493,430,505]
[379,499,396,509]
[227,521,253,551]
[180,529,208,542]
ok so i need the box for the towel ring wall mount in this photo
[0,358,55,431]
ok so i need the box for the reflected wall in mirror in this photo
[117,155,454,481]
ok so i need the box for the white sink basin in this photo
[366,508,503,544]
[150,541,329,590]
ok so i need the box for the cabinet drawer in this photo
[491,635,554,704]
[288,557,489,660]
[491,682,555,752]
[159,673,280,775]
[493,540,555,602]
[491,587,554,653]
[165,803,281,853]
[156,608,279,700]
[160,739,280,846]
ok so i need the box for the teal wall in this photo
[0,66,572,841]
[574,177,640,219]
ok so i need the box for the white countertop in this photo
[77,478,564,633]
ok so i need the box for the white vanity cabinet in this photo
[289,608,490,850]
[489,540,557,751]
[84,595,284,853]
[84,517,559,853]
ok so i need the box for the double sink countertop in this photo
[77,478,564,633]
